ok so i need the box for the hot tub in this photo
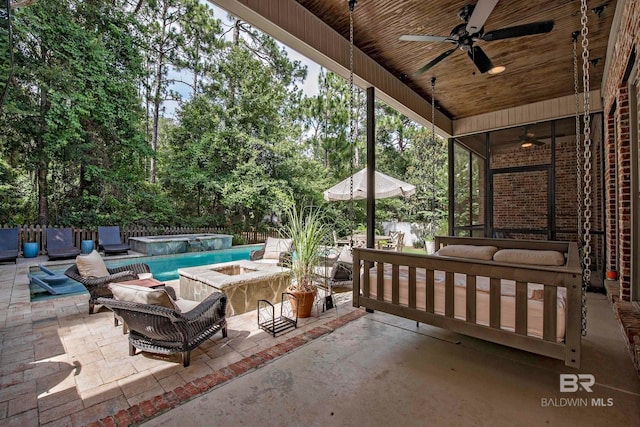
[178,260,290,316]
[129,233,232,256]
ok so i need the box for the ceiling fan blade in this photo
[400,35,450,43]
[467,46,493,73]
[466,0,499,34]
[414,48,456,76]
[482,20,554,41]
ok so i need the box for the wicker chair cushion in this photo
[263,237,292,259]
[109,283,176,310]
[76,250,109,278]
[435,245,498,261]
[173,298,200,314]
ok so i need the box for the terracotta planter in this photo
[288,289,317,318]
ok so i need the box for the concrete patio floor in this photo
[1,256,639,426]
[148,293,640,427]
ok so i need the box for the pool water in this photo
[105,244,263,282]
[29,245,263,301]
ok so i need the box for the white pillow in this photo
[435,245,498,261]
[76,250,109,278]
[109,283,176,310]
[493,249,566,266]
[336,245,353,265]
[263,237,292,259]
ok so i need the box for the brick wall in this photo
[491,137,589,243]
[601,0,640,301]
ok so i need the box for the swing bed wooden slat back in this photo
[352,236,582,368]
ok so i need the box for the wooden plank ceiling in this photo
[295,0,616,120]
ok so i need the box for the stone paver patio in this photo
[0,256,360,426]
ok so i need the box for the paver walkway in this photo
[0,257,360,426]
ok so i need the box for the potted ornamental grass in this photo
[282,204,330,318]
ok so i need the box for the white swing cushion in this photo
[435,245,498,261]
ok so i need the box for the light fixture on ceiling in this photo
[488,65,505,75]
[519,127,545,148]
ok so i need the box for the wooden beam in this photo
[453,90,603,136]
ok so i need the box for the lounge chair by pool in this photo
[0,227,19,264]
[46,227,81,260]
[98,226,130,255]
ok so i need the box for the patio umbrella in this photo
[323,168,416,201]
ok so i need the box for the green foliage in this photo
[0,4,450,235]
[231,234,247,246]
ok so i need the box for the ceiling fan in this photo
[519,127,545,148]
[400,0,554,76]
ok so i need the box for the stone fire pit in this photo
[178,260,290,316]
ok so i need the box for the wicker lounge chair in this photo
[98,290,227,367]
[98,226,130,255]
[65,261,151,314]
[0,227,19,264]
[46,227,81,260]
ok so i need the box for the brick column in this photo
[616,86,632,301]
[604,114,617,272]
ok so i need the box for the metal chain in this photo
[430,78,436,233]
[580,0,592,336]
[348,1,355,247]
[573,35,583,245]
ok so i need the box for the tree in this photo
[0,0,148,225]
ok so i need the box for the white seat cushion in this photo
[76,250,109,278]
[172,298,200,314]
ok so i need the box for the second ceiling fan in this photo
[400,0,554,76]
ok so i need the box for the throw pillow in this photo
[75,250,109,278]
[336,246,353,264]
[108,283,176,310]
[435,245,498,261]
[263,237,292,259]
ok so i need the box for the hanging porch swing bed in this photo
[352,236,583,367]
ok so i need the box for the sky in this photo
[164,2,321,118]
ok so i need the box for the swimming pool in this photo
[105,244,263,282]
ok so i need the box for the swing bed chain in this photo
[348,0,356,248]
[573,31,583,246]
[430,77,437,232]
[580,0,592,337]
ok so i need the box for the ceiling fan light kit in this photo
[401,0,554,76]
